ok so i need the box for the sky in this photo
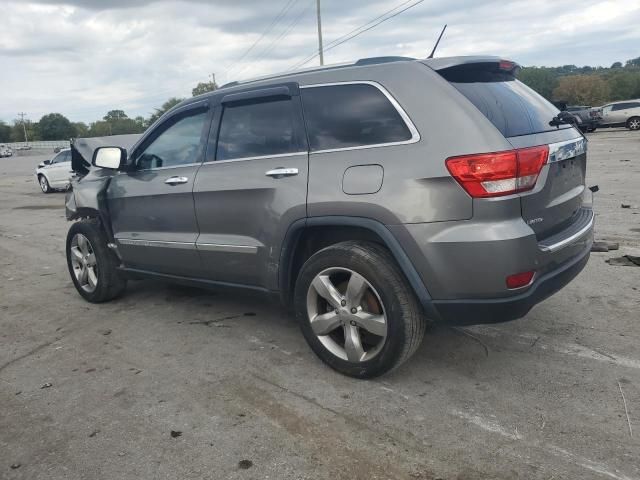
[1,0,639,124]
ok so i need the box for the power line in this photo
[289,0,424,71]
[225,0,300,78]
[233,0,315,81]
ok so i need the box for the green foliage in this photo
[10,119,39,142]
[519,55,640,106]
[72,122,89,137]
[147,97,185,126]
[38,113,76,140]
[88,110,146,137]
[0,121,11,143]
[518,67,558,99]
[192,79,218,97]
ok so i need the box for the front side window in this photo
[611,104,628,111]
[53,151,70,163]
[216,97,304,161]
[137,110,207,170]
[300,83,413,151]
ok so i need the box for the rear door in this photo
[107,101,211,277]
[192,84,308,289]
[435,61,587,240]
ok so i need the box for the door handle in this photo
[164,176,189,185]
[265,167,298,178]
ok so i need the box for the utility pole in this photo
[18,112,28,143]
[316,0,324,65]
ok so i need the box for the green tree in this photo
[147,97,184,126]
[10,119,39,142]
[72,122,89,137]
[518,67,558,99]
[38,113,75,140]
[552,75,610,106]
[87,121,112,137]
[103,110,128,122]
[607,71,640,101]
[192,77,219,97]
[0,121,11,142]
[611,61,623,69]
[625,57,640,68]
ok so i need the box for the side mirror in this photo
[44,159,52,165]
[93,147,126,170]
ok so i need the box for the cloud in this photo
[1,0,639,123]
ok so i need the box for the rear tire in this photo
[66,219,127,303]
[627,117,640,131]
[294,241,426,378]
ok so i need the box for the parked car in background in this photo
[597,100,640,130]
[35,148,72,193]
[64,56,593,378]
[565,105,601,132]
[0,144,13,157]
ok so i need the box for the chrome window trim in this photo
[202,151,307,166]
[547,137,587,163]
[299,80,421,154]
[116,238,196,250]
[196,243,258,254]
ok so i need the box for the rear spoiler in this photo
[422,56,521,76]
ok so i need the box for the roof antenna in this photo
[427,24,447,59]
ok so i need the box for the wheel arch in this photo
[279,216,438,319]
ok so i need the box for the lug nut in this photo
[351,308,357,314]
[341,299,347,306]
[350,320,357,326]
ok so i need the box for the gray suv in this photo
[65,56,593,378]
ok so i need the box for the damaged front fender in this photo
[65,168,118,241]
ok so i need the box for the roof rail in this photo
[354,56,415,66]
[219,56,418,90]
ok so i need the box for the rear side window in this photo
[439,65,569,137]
[301,83,413,151]
[216,98,305,160]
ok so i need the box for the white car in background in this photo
[35,148,73,193]
[0,144,13,157]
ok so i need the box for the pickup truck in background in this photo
[565,105,602,133]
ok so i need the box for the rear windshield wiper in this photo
[549,111,577,127]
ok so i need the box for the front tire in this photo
[66,220,127,303]
[627,117,640,131]
[39,175,51,193]
[294,241,426,378]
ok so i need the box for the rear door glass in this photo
[215,97,305,160]
[439,66,570,138]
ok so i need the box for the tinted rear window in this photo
[439,65,570,137]
[301,84,413,151]
[216,98,305,160]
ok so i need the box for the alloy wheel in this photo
[306,267,387,362]
[70,233,98,293]
[629,119,640,130]
[39,177,48,193]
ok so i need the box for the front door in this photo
[107,102,211,277]
[47,150,72,187]
[193,85,308,289]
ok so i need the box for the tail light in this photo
[445,145,549,198]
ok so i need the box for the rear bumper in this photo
[430,242,590,325]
